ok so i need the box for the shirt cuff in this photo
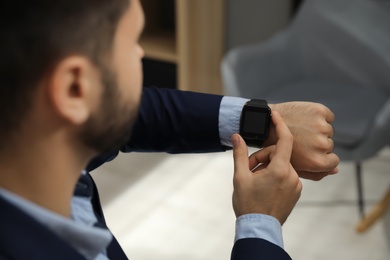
[219,96,249,147]
[235,213,284,249]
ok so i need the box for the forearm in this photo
[125,87,225,153]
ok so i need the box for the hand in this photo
[266,102,340,181]
[232,111,302,225]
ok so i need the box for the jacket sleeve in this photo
[231,238,292,260]
[124,86,226,153]
[87,87,227,171]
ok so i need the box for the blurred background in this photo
[92,149,390,260]
[92,0,390,259]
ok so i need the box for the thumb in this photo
[232,134,249,174]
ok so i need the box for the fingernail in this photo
[232,134,240,147]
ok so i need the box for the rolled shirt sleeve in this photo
[219,96,249,147]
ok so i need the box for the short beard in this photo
[79,65,139,154]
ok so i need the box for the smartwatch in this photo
[239,99,271,147]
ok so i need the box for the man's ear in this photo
[47,56,101,125]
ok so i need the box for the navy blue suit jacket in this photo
[0,87,291,260]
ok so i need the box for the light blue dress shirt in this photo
[0,96,284,259]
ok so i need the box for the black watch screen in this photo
[240,99,271,147]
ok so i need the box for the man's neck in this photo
[0,133,93,218]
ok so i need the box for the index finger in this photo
[269,111,293,166]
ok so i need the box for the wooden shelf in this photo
[140,31,177,63]
[140,0,225,94]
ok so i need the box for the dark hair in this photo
[0,0,129,143]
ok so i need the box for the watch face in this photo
[240,106,271,140]
[243,111,267,135]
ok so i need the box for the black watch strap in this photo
[245,138,265,148]
[246,99,268,108]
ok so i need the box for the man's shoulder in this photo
[0,196,85,260]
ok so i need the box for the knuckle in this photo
[324,123,334,135]
[318,121,330,132]
[309,155,329,170]
[322,138,332,150]
[312,136,329,150]
[315,119,331,134]
[317,103,329,114]
[271,169,286,183]
[297,180,303,194]
[275,166,292,182]
[311,174,326,182]
[318,104,334,119]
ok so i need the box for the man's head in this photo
[0,0,144,154]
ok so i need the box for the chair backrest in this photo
[289,0,390,94]
[285,0,390,159]
[223,0,390,98]
[222,0,390,160]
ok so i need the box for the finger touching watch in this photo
[239,99,271,148]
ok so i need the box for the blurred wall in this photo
[226,0,293,50]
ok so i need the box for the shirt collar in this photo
[0,188,112,259]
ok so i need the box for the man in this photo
[0,0,339,259]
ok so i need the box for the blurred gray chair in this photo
[222,0,390,232]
